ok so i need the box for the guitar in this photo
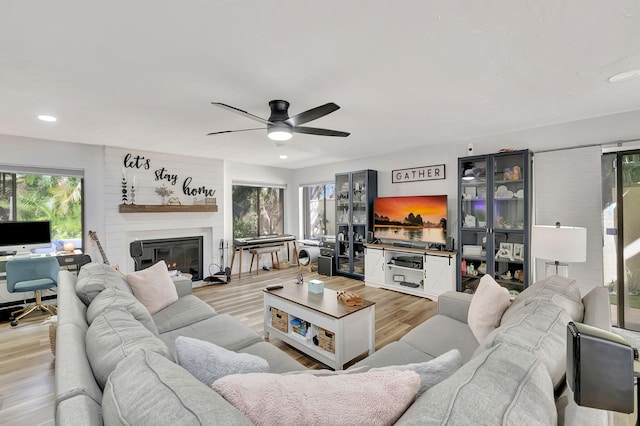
[88,230,112,266]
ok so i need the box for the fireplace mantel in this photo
[119,204,217,213]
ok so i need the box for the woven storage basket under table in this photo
[318,327,335,353]
[271,308,288,333]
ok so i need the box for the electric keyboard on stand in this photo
[230,234,298,278]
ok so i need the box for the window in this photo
[302,183,335,239]
[0,169,83,249]
[232,185,284,238]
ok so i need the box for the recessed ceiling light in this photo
[279,154,288,160]
[38,114,57,122]
[608,69,640,83]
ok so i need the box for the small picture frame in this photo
[513,243,524,261]
[497,242,514,260]
[393,274,405,282]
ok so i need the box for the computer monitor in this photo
[0,221,52,256]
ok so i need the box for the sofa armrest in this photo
[582,286,612,331]
[437,291,473,324]
[171,276,193,297]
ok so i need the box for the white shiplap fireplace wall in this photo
[103,147,223,278]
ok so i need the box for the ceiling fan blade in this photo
[292,126,350,137]
[211,102,272,125]
[206,128,265,136]
[285,103,340,127]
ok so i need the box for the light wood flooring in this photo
[0,268,436,425]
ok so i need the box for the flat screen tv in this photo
[373,195,447,246]
[0,221,52,255]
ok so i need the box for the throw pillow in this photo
[175,336,269,385]
[370,348,461,396]
[126,260,178,314]
[103,349,252,426]
[213,370,420,426]
[467,275,511,344]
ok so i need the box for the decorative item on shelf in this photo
[130,178,136,205]
[503,166,521,180]
[155,185,174,205]
[167,197,181,205]
[121,177,128,204]
[496,242,514,261]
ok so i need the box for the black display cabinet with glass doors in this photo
[457,150,532,293]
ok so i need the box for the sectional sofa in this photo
[55,263,612,425]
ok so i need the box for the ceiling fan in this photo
[207,100,350,146]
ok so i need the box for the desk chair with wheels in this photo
[6,256,59,327]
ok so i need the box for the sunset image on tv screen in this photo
[373,195,447,244]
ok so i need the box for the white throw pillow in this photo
[126,261,178,314]
[212,370,420,426]
[467,275,511,343]
[175,336,269,385]
[370,349,462,396]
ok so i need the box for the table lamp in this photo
[531,222,587,278]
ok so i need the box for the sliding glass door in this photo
[603,151,640,330]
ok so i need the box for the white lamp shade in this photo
[531,225,587,263]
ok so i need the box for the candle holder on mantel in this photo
[130,183,136,205]
[121,177,128,204]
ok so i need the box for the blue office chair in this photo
[6,256,59,327]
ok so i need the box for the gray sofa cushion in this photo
[159,314,263,357]
[239,341,308,373]
[57,270,90,331]
[506,274,584,322]
[396,343,557,426]
[401,314,480,363]
[351,341,436,370]
[86,308,173,389]
[475,298,572,390]
[102,349,252,426]
[86,287,158,336]
[75,263,132,305]
[152,294,217,334]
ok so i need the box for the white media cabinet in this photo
[364,244,456,300]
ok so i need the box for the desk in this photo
[230,236,298,279]
[0,250,90,275]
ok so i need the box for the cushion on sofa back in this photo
[474,298,572,390]
[505,274,584,322]
[86,307,173,389]
[125,260,179,314]
[86,287,159,336]
[75,263,132,305]
[395,343,556,426]
[467,275,511,344]
[102,349,252,426]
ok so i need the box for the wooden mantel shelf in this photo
[119,204,218,213]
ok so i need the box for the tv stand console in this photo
[364,243,456,300]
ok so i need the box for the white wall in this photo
[104,147,224,275]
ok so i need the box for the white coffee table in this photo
[263,283,375,370]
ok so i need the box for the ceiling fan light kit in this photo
[209,99,350,143]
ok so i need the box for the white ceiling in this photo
[1,1,640,169]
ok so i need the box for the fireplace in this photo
[133,236,203,281]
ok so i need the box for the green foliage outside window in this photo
[0,172,83,241]
[232,185,284,238]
